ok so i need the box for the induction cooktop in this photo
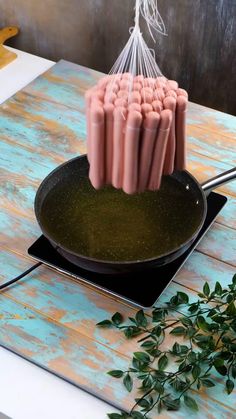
[28,192,227,308]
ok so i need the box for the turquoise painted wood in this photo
[0,60,236,416]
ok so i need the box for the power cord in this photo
[0,262,42,290]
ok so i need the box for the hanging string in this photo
[109,0,166,81]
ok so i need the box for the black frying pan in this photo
[35,155,235,274]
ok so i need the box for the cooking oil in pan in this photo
[40,175,204,262]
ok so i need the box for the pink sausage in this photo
[176,88,188,98]
[153,88,165,101]
[175,96,188,171]
[98,75,112,89]
[111,73,122,81]
[129,91,141,104]
[139,111,160,192]
[104,103,114,184]
[123,111,142,194]
[163,96,177,175]
[141,103,153,115]
[89,105,105,189]
[167,80,178,91]
[156,76,167,89]
[141,87,153,95]
[128,103,142,112]
[104,92,117,104]
[119,80,131,91]
[134,75,144,83]
[85,89,94,162]
[117,90,129,99]
[122,72,133,81]
[165,90,177,99]
[91,98,103,108]
[106,82,119,94]
[112,107,127,188]
[141,88,153,104]
[143,77,156,88]
[114,97,127,107]
[148,109,172,190]
[158,76,168,83]
[93,89,105,101]
[152,100,163,113]
[133,82,142,91]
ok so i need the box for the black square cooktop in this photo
[28,192,227,308]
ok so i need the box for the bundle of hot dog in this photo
[85,74,188,193]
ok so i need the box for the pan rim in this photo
[34,155,207,266]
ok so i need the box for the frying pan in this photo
[35,155,236,274]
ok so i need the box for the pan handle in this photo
[201,167,236,195]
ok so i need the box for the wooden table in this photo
[0,59,236,418]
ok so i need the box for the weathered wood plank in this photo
[197,223,236,267]
[186,124,236,166]
[0,295,133,412]
[22,60,101,107]
[1,296,234,418]
[188,102,236,138]
[175,251,236,294]
[216,194,236,230]
[187,153,236,198]
[1,249,236,414]
[0,103,86,161]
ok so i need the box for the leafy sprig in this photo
[97,274,236,418]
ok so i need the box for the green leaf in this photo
[131,412,145,419]
[227,294,234,303]
[140,340,155,350]
[172,342,181,354]
[197,293,206,299]
[192,365,201,379]
[177,292,189,304]
[184,395,199,411]
[163,398,180,411]
[214,281,222,295]
[180,317,193,327]
[134,352,150,363]
[226,379,234,394]
[154,381,164,394]
[124,326,141,339]
[197,316,209,332]
[170,326,186,336]
[201,379,215,387]
[135,310,148,327]
[135,398,150,409]
[123,373,133,392]
[107,370,124,378]
[142,376,153,390]
[226,301,236,316]
[232,274,236,285]
[188,303,199,313]
[230,344,236,352]
[186,327,197,338]
[232,366,236,379]
[108,414,127,419]
[158,354,168,371]
[96,319,112,327]
[214,362,227,376]
[152,309,165,322]
[188,352,197,363]
[203,282,210,296]
[112,312,123,326]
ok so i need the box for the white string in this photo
[108,0,167,97]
